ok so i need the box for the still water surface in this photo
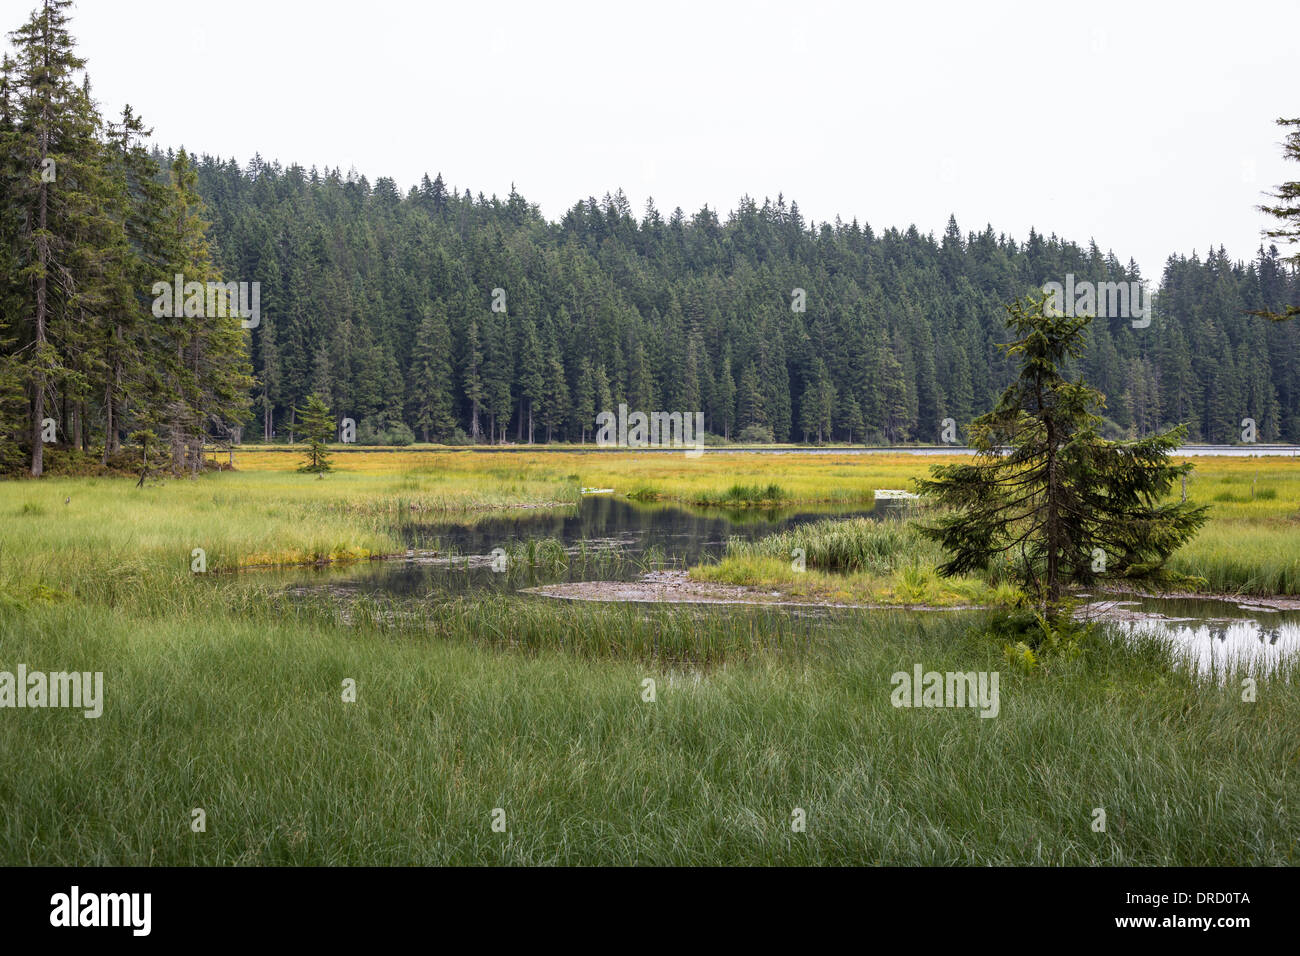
[272,497,1300,672]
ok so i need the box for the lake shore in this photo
[526,570,1300,617]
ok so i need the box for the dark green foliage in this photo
[408,303,456,442]
[0,3,251,476]
[168,154,1300,448]
[295,394,333,474]
[917,294,1210,611]
[1253,117,1300,321]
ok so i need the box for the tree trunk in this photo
[102,382,114,465]
[30,141,49,477]
[1044,403,1061,607]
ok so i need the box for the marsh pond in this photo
[266,496,1300,675]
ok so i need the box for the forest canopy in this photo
[3,0,1298,478]
[174,153,1300,448]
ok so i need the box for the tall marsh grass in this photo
[2,595,1296,865]
[689,515,1006,607]
[721,515,943,574]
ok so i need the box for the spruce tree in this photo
[0,315,24,472]
[878,349,910,442]
[158,149,253,470]
[540,347,569,442]
[839,395,863,445]
[626,339,654,413]
[5,0,114,474]
[516,318,543,443]
[715,353,735,440]
[592,364,613,422]
[1253,117,1300,321]
[409,304,455,442]
[917,294,1209,612]
[573,359,595,443]
[296,393,333,474]
[102,104,170,462]
[737,361,764,430]
[258,315,282,440]
[460,314,485,440]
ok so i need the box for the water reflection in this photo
[1094,595,1300,676]
[282,496,904,597]
[266,497,1300,676]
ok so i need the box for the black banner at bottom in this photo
[0,866,1285,942]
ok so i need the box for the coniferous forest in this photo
[3,1,1298,478]
[189,157,1300,448]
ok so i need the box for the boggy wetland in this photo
[3,448,1297,865]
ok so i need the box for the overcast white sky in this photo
[8,0,1298,278]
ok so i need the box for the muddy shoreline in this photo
[522,570,1300,618]
[523,570,979,611]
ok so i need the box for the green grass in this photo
[717,515,942,574]
[1,454,1299,865]
[693,482,791,507]
[1167,519,1300,595]
[689,516,1014,607]
[1,594,1295,865]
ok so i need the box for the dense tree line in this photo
[189,152,1299,447]
[0,0,251,476]
[3,2,1299,480]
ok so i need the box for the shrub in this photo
[386,422,415,446]
[354,418,416,446]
